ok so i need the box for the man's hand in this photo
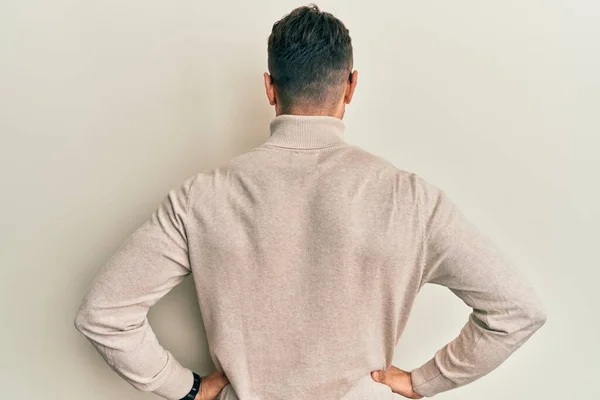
[194,370,230,400]
[371,365,423,399]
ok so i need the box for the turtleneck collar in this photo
[264,114,347,150]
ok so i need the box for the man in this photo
[74,4,546,400]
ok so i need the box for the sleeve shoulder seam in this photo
[414,173,428,288]
[183,174,200,239]
[184,173,198,227]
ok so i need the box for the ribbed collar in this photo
[264,114,346,150]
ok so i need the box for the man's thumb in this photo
[371,370,383,383]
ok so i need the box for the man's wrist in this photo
[179,371,202,400]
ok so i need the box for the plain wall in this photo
[1,1,598,399]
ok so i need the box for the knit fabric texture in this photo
[74,114,546,399]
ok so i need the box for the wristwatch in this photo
[179,371,202,400]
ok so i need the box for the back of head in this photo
[267,4,353,114]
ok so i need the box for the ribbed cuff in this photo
[151,352,195,400]
[410,357,455,397]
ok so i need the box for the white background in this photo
[1,1,598,399]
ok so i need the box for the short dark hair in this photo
[267,4,353,112]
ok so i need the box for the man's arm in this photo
[409,175,547,397]
[74,175,199,400]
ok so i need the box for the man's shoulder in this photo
[179,146,273,196]
[343,145,446,207]
[343,143,417,181]
[187,148,259,180]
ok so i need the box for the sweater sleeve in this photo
[409,175,547,397]
[74,175,198,400]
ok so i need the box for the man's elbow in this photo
[74,305,90,335]
[74,301,143,346]
[486,301,547,350]
[518,300,547,338]
[74,300,98,338]
[528,305,547,331]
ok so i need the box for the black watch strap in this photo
[179,371,202,400]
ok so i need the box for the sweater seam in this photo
[413,325,487,391]
[183,174,198,247]
[259,143,350,153]
[415,174,428,289]
[413,372,442,389]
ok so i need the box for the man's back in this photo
[192,115,421,399]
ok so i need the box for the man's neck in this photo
[265,114,347,150]
[276,105,344,120]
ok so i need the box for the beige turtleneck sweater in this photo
[74,114,546,399]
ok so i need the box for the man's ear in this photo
[344,70,358,104]
[264,72,277,106]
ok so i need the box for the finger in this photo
[371,370,390,385]
[217,372,230,386]
[370,370,383,382]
